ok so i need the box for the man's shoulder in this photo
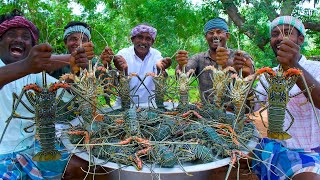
[300,55,320,70]
[118,46,134,55]
[149,47,161,55]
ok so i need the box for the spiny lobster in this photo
[199,66,236,107]
[255,67,302,140]
[1,72,73,161]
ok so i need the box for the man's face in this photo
[0,28,33,65]
[205,28,230,51]
[131,32,154,58]
[64,32,89,53]
[270,24,304,56]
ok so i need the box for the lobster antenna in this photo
[92,28,109,47]
[239,68,243,78]
[276,25,285,40]
[237,32,240,51]
[79,31,84,48]
[233,73,257,130]
[288,24,294,38]
[42,71,47,87]
[216,37,223,70]
[300,73,320,126]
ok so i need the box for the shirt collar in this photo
[131,45,153,60]
[298,55,307,66]
[0,58,5,67]
[204,50,211,59]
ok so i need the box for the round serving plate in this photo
[61,102,259,180]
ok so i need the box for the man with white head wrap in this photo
[100,23,172,106]
[252,16,320,180]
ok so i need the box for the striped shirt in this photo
[255,55,320,151]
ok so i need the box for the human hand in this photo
[113,55,128,73]
[276,39,301,70]
[156,57,172,71]
[25,43,52,73]
[70,47,89,74]
[176,50,188,68]
[216,47,229,68]
[82,42,94,60]
[100,46,114,68]
[233,50,254,77]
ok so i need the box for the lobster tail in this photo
[32,150,61,161]
[267,131,292,140]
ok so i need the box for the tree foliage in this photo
[1,0,319,68]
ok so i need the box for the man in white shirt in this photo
[0,10,90,179]
[100,24,172,106]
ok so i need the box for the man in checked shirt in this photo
[175,17,255,103]
[252,16,320,180]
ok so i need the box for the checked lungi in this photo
[0,141,69,180]
[252,138,320,180]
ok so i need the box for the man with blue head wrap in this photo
[175,17,255,103]
[252,16,320,180]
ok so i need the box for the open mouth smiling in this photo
[10,45,24,57]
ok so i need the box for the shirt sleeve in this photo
[186,54,200,73]
[116,48,128,60]
[154,49,163,63]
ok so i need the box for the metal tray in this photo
[60,102,259,180]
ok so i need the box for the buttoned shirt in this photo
[255,55,320,151]
[185,49,237,102]
[116,46,162,105]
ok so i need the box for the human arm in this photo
[47,42,93,74]
[0,43,52,89]
[277,39,320,109]
[156,57,172,72]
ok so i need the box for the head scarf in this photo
[130,24,157,40]
[204,17,229,34]
[270,16,306,36]
[63,25,91,40]
[0,16,39,43]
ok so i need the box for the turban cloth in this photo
[130,24,157,40]
[0,16,38,43]
[270,16,306,36]
[204,17,229,34]
[63,25,91,40]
